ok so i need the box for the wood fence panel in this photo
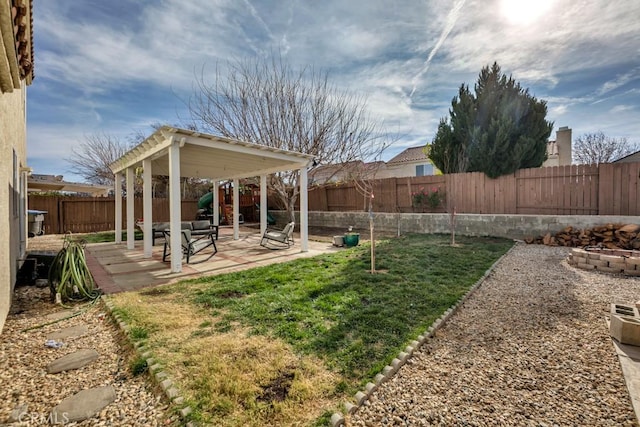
[309,187,328,211]
[28,195,66,234]
[599,162,640,215]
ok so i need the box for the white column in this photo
[212,181,219,227]
[114,172,122,243]
[142,158,153,258]
[260,174,267,236]
[168,140,182,272]
[300,167,309,252]
[233,178,239,240]
[126,167,135,250]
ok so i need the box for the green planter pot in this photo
[343,233,360,247]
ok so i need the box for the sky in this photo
[27,0,640,183]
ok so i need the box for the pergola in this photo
[109,126,315,273]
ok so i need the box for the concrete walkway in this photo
[85,227,341,294]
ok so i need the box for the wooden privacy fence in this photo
[28,196,200,234]
[308,162,640,216]
[28,162,639,234]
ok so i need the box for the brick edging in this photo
[330,242,519,427]
[568,248,640,276]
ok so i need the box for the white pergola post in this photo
[142,158,153,258]
[168,139,182,272]
[233,178,239,240]
[212,181,219,226]
[126,167,135,250]
[114,172,122,243]
[299,166,309,252]
[260,174,267,236]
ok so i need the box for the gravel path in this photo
[0,235,174,426]
[349,244,639,426]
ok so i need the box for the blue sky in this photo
[28,0,640,182]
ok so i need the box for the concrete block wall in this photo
[271,211,640,240]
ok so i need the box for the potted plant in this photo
[343,226,360,247]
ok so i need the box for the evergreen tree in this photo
[428,62,553,178]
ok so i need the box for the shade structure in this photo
[109,126,314,273]
[110,126,314,181]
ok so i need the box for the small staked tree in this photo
[188,55,388,222]
[572,131,639,165]
[429,62,553,178]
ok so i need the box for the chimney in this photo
[556,126,572,165]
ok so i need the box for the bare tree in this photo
[67,133,132,186]
[188,55,389,221]
[573,131,639,165]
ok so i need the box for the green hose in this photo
[48,233,102,305]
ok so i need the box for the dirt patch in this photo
[257,369,296,403]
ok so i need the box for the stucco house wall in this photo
[0,83,28,333]
[1,0,34,333]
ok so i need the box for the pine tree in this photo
[428,63,553,178]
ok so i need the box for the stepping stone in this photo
[6,403,28,423]
[45,310,75,322]
[47,324,89,341]
[47,349,99,374]
[50,385,115,423]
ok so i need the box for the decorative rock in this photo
[46,325,89,341]
[173,396,185,405]
[330,412,345,427]
[391,358,402,370]
[166,387,179,399]
[47,349,100,374]
[150,363,162,373]
[160,379,173,391]
[365,382,376,394]
[354,390,367,405]
[155,371,168,381]
[344,401,357,414]
[404,345,414,355]
[374,373,385,384]
[382,365,394,376]
[180,407,192,418]
[398,352,409,362]
[50,385,116,423]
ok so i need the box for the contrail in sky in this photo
[409,0,466,98]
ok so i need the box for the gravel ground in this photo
[349,243,640,427]
[5,236,640,426]
[0,234,174,426]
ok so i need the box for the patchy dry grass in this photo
[109,234,512,425]
[110,290,339,426]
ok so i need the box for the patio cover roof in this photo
[109,126,315,179]
[27,175,111,196]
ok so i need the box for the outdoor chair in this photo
[260,222,295,249]
[162,228,217,264]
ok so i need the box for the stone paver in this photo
[50,385,115,423]
[46,324,89,341]
[46,349,100,374]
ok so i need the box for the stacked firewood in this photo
[525,223,640,249]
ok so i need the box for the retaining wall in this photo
[271,211,640,240]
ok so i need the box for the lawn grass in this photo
[109,233,512,426]
[73,230,143,243]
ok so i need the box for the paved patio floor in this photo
[85,227,341,294]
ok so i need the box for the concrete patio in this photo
[84,226,342,294]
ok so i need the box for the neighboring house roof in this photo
[387,146,429,164]
[613,150,640,164]
[28,174,111,196]
[0,0,34,93]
